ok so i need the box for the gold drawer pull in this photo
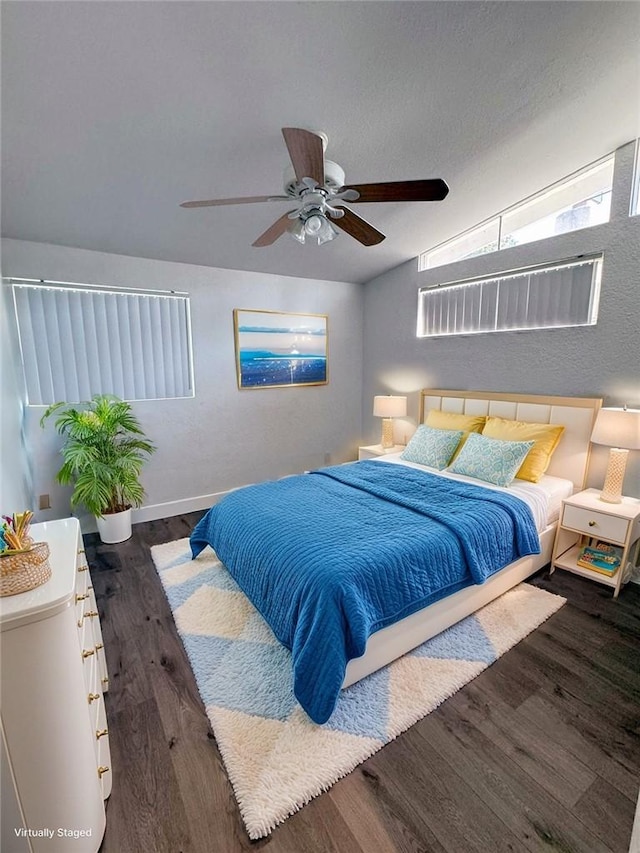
[78,548,85,555]
[95,642,104,650]
[88,693,100,704]
[78,610,99,627]
[77,564,88,572]
[76,593,89,603]
[96,728,109,740]
[82,648,95,659]
[101,676,109,686]
[588,520,597,527]
[97,766,110,779]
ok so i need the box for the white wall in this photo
[1,241,363,528]
[361,141,640,497]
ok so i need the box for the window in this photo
[417,256,602,338]
[420,155,614,270]
[631,138,640,217]
[9,279,194,405]
[422,219,500,270]
[499,159,613,249]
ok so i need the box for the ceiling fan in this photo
[180,128,449,248]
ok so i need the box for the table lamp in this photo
[373,395,407,449]
[589,406,640,503]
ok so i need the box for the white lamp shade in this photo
[373,395,407,418]
[590,407,640,450]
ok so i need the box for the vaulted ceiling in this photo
[2,2,638,284]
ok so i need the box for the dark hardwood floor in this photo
[88,513,640,853]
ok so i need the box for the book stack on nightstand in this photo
[575,542,623,577]
[358,444,405,460]
[551,489,640,598]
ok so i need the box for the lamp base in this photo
[380,418,395,449]
[599,447,628,504]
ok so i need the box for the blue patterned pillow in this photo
[449,432,534,487]
[401,425,464,469]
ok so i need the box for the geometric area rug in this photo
[151,538,566,840]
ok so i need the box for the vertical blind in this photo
[11,281,194,405]
[417,256,602,338]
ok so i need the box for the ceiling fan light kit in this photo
[289,211,340,245]
[180,128,449,248]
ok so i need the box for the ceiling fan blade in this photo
[252,211,298,247]
[282,128,325,186]
[341,179,450,203]
[332,207,385,246]
[180,195,288,208]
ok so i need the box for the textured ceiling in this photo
[2,1,639,284]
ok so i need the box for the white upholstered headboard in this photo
[420,390,602,491]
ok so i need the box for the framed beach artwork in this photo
[233,309,328,389]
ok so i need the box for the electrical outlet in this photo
[38,494,51,510]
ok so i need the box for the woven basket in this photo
[0,542,51,597]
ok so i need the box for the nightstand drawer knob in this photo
[588,520,597,527]
[98,766,110,778]
[82,648,95,659]
[88,693,100,704]
[96,728,108,740]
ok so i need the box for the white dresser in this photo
[0,518,111,852]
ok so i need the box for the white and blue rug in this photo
[151,538,565,839]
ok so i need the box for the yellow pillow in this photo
[425,411,487,460]
[482,416,565,482]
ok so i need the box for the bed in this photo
[190,390,601,724]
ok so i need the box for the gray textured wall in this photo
[2,141,638,525]
[1,240,363,527]
[361,141,640,496]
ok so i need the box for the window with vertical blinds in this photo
[417,256,602,338]
[10,280,194,405]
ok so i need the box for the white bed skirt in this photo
[342,524,555,688]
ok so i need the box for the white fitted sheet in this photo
[369,453,573,532]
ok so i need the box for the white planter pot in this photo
[96,508,132,544]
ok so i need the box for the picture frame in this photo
[233,309,328,390]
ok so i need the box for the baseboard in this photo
[132,489,233,524]
[77,489,233,534]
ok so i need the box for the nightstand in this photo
[358,444,405,460]
[551,488,640,598]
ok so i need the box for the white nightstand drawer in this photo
[561,504,629,544]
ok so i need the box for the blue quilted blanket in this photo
[190,461,540,723]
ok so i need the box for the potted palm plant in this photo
[40,395,156,543]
